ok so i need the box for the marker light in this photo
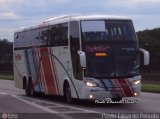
[95,53,107,57]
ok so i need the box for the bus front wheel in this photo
[64,83,73,104]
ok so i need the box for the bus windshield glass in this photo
[81,20,140,78]
[81,20,136,41]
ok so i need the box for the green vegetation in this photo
[0,74,13,80]
[0,72,13,80]
[137,28,160,73]
[142,84,160,93]
[0,39,13,72]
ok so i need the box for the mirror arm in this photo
[139,48,150,65]
[78,50,86,68]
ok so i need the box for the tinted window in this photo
[105,20,136,41]
[81,20,136,42]
[14,23,68,48]
[70,21,82,80]
[39,27,49,46]
[49,23,68,46]
[25,31,31,46]
[31,29,40,46]
[81,20,139,78]
[14,32,25,48]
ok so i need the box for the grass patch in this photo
[0,73,13,80]
[142,84,160,93]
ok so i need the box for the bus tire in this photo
[29,80,36,97]
[64,83,73,104]
[23,77,27,90]
[25,81,30,96]
[25,78,35,97]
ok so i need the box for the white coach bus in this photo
[14,15,149,103]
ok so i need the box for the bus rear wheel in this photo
[25,79,35,97]
[64,83,73,104]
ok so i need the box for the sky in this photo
[0,0,160,41]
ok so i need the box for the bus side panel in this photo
[49,46,78,98]
[50,46,69,96]
[14,50,28,89]
[28,46,67,96]
[24,48,44,93]
[38,47,58,95]
[21,47,57,94]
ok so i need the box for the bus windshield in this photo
[81,20,140,78]
[81,20,136,41]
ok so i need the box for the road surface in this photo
[0,79,160,119]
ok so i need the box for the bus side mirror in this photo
[78,51,86,68]
[139,48,150,66]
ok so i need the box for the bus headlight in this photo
[134,92,138,96]
[133,80,141,85]
[85,81,99,87]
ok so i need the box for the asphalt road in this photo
[0,79,160,119]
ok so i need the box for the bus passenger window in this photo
[49,23,68,46]
[39,27,49,46]
[70,21,82,80]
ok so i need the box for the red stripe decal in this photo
[117,78,133,97]
[33,48,40,88]
[37,48,47,93]
[38,48,47,93]
[40,48,57,94]
[113,79,125,97]
[49,48,60,95]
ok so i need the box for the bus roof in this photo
[15,14,131,33]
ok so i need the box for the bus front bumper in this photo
[79,84,141,100]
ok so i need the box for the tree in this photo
[0,39,13,72]
[137,27,160,73]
